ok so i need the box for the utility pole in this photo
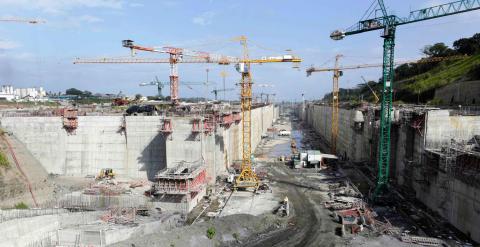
[220,70,228,101]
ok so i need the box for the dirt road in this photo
[241,161,343,247]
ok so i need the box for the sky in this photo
[0,0,479,101]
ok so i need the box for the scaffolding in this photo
[232,111,241,124]
[160,118,173,139]
[220,113,234,128]
[153,162,207,195]
[62,108,78,134]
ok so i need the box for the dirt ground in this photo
[0,115,440,246]
[115,117,407,247]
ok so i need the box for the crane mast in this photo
[330,0,480,199]
[75,38,301,191]
[234,35,259,189]
[331,54,343,154]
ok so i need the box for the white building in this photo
[0,85,47,101]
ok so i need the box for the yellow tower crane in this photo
[74,36,301,191]
[232,36,301,190]
[306,55,465,155]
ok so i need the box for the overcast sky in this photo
[0,0,479,101]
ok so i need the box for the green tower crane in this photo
[330,0,480,199]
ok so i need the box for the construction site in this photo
[0,1,480,247]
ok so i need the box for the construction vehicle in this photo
[97,168,115,180]
[73,36,302,189]
[113,98,130,106]
[329,0,480,199]
[74,36,302,191]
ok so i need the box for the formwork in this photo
[152,162,207,213]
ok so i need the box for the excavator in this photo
[96,168,115,180]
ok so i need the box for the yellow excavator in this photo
[97,168,115,180]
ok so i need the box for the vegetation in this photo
[0,151,9,168]
[206,226,216,239]
[66,88,92,97]
[14,202,28,209]
[402,53,480,94]
[323,33,480,104]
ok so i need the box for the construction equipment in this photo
[211,88,234,100]
[220,71,228,100]
[74,37,301,191]
[140,76,206,98]
[97,168,115,180]
[260,93,276,104]
[140,76,166,98]
[232,35,301,190]
[361,76,380,104]
[306,55,466,76]
[330,0,480,199]
[307,55,465,107]
[121,40,226,105]
[0,18,44,24]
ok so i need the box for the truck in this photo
[278,129,291,136]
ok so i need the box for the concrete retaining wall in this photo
[0,105,278,183]
[303,104,480,242]
[425,110,480,149]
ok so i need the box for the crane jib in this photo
[342,0,480,37]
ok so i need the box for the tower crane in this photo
[211,88,234,100]
[330,0,480,199]
[0,18,44,24]
[260,93,276,104]
[306,55,465,76]
[74,37,301,191]
[220,71,228,100]
[140,76,166,98]
[232,35,301,190]
[361,76,380,104]
[139,76,206,98]
[307,54,466,155]
[121,40,233,104]
[75,40,233,103]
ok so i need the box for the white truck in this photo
[278,129,291,136]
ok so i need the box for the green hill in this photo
[323,33,480,105]
[401,54,480,94]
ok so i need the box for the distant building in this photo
[0,85,47,101]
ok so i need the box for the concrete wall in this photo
[0,116,166,179]
[303,104,480,242]
[425,110,480,149]
[304,104,373,162]
[165,104,278,184]
[0,104,278,183]
[0,214,59,247]
[434,80,480,105]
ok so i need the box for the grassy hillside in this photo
[402,54,480,94]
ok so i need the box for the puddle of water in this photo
[268,129,304,158]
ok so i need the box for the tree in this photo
[453,34,480,55]
[422,42,455,57]
[66,88,83,95]
[83,91,93,97]
[135,94,142,101]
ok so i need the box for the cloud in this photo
[0,40,21,49]
[192,11,215,26]
[49,15,104,29]
[0,0,123,14]
[129,2,144,7]
[77,15,104,23]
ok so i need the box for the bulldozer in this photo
[97,168,115,180]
